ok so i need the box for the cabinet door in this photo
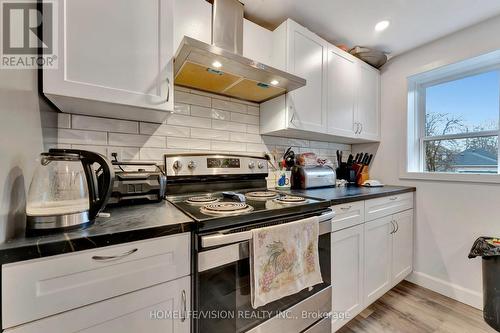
[44,0,173,112]
[327,47,357,137]
[356,63,380,140]
[363,216,393,306]
[286,20,328,133]
[331,225,364,332]
[5,276,190,333]
[392,209,414,285]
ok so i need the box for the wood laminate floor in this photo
[337,280,496,333]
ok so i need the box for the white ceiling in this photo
[240,0,500,56]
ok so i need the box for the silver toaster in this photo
[291,166,337,189]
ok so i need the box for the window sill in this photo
[400,172,500,184]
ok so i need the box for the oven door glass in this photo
[196,233,331,333]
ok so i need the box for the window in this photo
[406,50,500,181]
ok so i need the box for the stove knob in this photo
[248,161,255,169]
[188,160,196,169]
[258,161,265,169]
[173,160,183,170]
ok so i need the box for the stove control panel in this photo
[165,154,268,176]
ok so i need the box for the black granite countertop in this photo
[0,201,193,266]
[284,185,416,205]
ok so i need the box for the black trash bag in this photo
[468,237,500,258]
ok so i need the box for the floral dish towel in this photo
[250,216,323,308]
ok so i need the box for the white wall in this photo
[0,70,49,243]
[357,14,500,309]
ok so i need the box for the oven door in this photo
[195,211,333,333]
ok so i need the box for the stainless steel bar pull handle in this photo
[181,290,187,322]
[340,205,352,211]
[92,248,138,262]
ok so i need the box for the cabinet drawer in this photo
[2,233,190,329]
[364,192,413,221]
[4,276,190,333]
[331,201,365,232]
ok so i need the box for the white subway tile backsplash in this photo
[191,128,230,141]
[190,106,230,121]
[57,113,71,129]
[166,114,211,128]
[310,140,330,149]
[191,90,230,100]
[247,105,259,116]
[168,137,211,150]
[175,90,211,107]
[246,125,259,134]
[108,133,165,148]
[173,103,190,115]
[140,122,190,137]
[58,129,107,145]
[211,141,246,152]
[231,112,259,125]
[229,97,258,107]
[72,115,138,134]
[212,99,247,114]
[246,143,268,153]
[262,136,287,145]
[139,148,167,161]
[212,120,246,132]
[189,105,212,118]
[107,146,140,161]
[329,142,351,151]
[288,138,309,147]
[230,132,261,143]
[71,144,107,156]
[54,88,351,167]
[211,109,230,120]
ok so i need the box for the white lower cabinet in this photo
[391,210,414,285]
[363,216,393,306]
[331,194,414,332]
[331,224,364,331]
[5,276,190,333]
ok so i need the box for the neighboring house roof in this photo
[452,149,497,166]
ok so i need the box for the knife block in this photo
[357,169,370,185]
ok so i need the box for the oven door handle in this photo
[201,210,334,248]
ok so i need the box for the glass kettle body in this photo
[26,149,114,234]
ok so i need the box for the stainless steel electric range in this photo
[165,154,334,333]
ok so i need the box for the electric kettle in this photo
[26,149,114,234]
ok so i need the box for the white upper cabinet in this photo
[286,20,328,133]
[327,46,380,141]
[327,46,357,138]
[260,19,328,136]
[261,19,380,143]
[43,0,174,122]
[356,62,381,140]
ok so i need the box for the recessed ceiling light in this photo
[374,20,390,32]
[270,80,279,86]
[212,61,222,68]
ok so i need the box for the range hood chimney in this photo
[212,0,243,56]
[173,0,306,103]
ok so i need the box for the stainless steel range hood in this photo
[173,0,306,103]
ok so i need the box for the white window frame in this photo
[402,50,500,183]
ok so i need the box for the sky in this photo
[426,70,500,134]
